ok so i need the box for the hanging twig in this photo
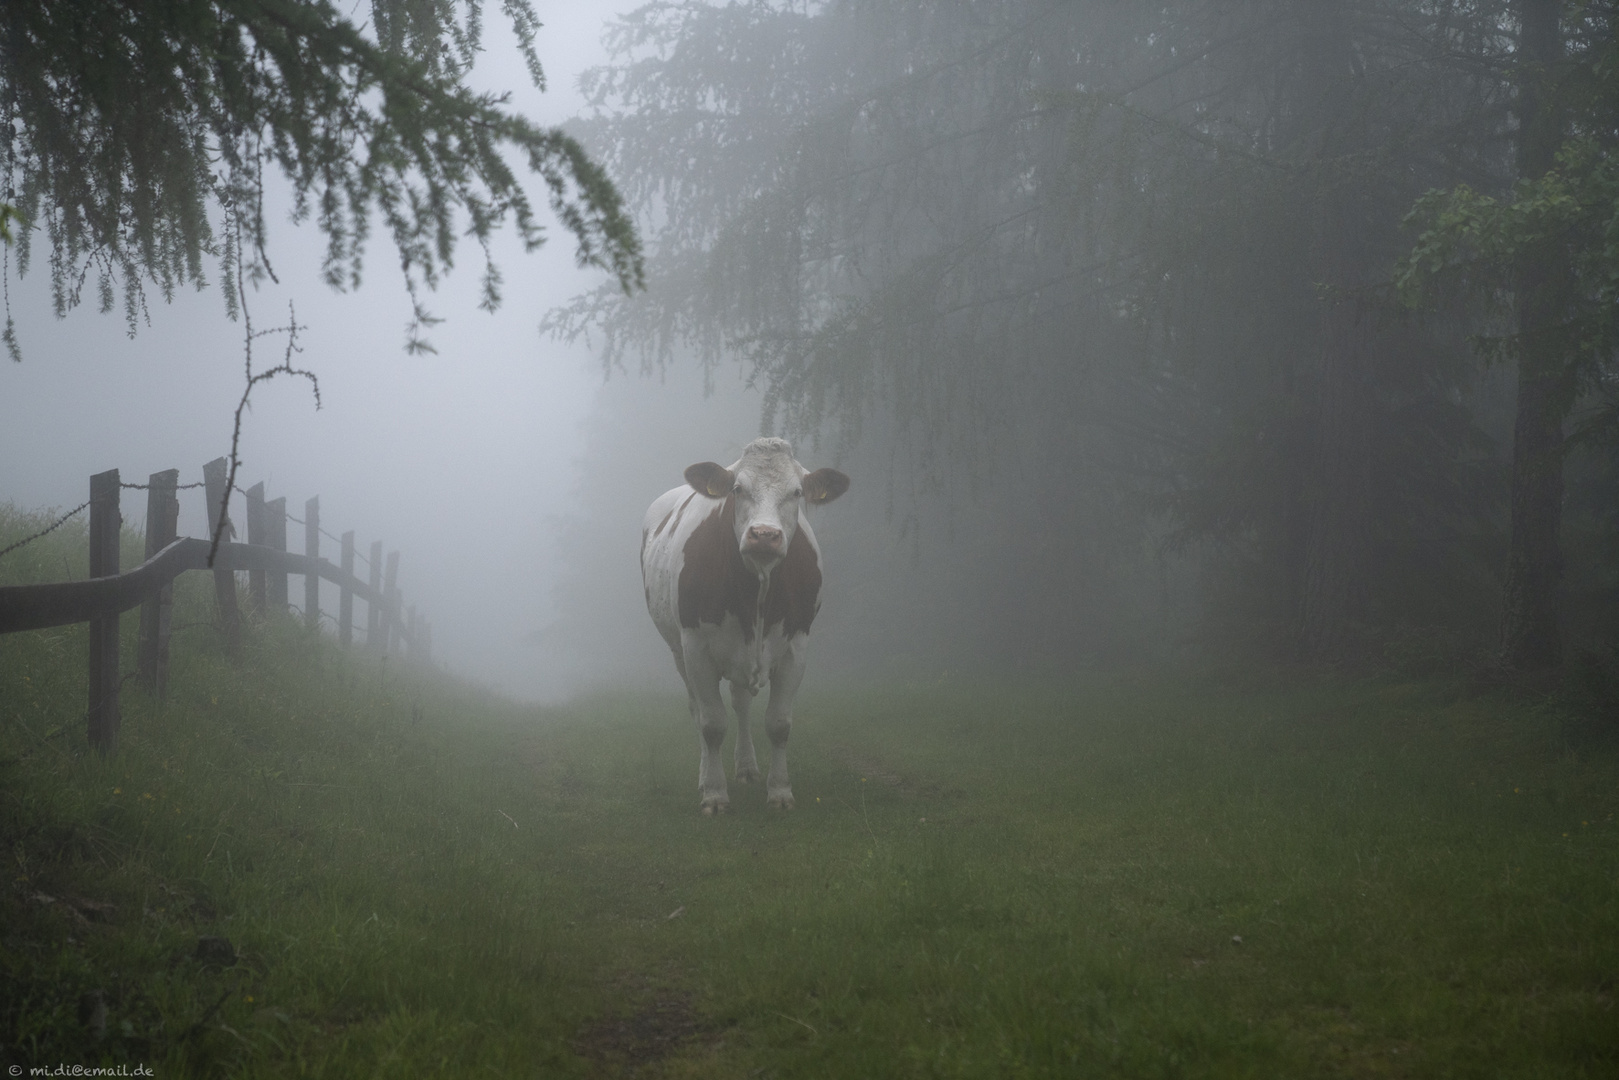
[208,208,321,567]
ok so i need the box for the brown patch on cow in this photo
[679,498,821,641]
[766,523,822,637]
[678,497,744,632]
[651,507,675,539]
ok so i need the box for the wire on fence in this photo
[0,502,92,563]
[119,480,206,491]
[228,483,371,567]
[0,480,372,570]
[321,525,365,561]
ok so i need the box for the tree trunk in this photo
[1500,0,1567,671]
[1297,0,1375,662]
[1301,297,1373,661]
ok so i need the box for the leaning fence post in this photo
[304,496,320,630]
[383,551,401,657]
[267,496,288,612]
[202,457,241,656]
[137,469,179,697]
[245,482,267,615]
[87,469,121,753]
[367,540,384,652]
[339,530,355,648]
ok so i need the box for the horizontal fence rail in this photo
[0,537,409,637]
[0,458,432,754]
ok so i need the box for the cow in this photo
[641,437,850,814]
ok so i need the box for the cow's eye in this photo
[732,482,743,494]
[793,488,803,498]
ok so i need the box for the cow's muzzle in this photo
[742,524,784,554]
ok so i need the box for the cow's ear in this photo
[684,462,735,498]
[802,468,850,505]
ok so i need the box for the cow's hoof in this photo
[734,767,762,786]
[767,792,795,811]
[700,798,730,816]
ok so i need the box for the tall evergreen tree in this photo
[554,0,1525,664]
[1399,1,1619,671]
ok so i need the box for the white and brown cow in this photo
[642,437,850,814]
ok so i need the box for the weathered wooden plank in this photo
[339,530,355,648]
[0,539,414,640]
[2,539,206,631]
[367,540,384,652]
[304,496,320,630]
[202,457,241,655]
[87,469,121,754]
[267,495,288,611]
[245,481,267,614]
[137,469,180,696]
[384,551,400,657]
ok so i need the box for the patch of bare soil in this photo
[573,992,717,1075]
[829,745,962,799]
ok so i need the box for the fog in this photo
[5,3,1617,701]
[1,4,665,701]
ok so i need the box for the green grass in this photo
[2,504,1617,1077]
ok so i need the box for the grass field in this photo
[2,506,1617,1077]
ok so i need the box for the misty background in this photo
[0,2,648,699]
[0,1,941,700]
[5,2,1617,701]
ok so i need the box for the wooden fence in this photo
[0,457,431,753]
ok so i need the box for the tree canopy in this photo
[1,0,645,356]
[552,0,1619,670]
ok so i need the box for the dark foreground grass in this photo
[2,510,1616,1077]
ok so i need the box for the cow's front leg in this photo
[731,683,763,785]
[683,641,730,815]
[764,647,807,810]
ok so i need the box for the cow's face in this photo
[684,438,849,573]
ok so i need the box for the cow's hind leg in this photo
[731,683,763,785]
[764,649,807,810]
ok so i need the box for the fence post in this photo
[367,540,384,652]
[267,496,288,611]
[245,482,267,615]
[423,621,432,665]
[137,468,179,697]
[407,605,418,663]
[201,457,241,656]
[384,551,401,657]
[87,469,121,753]
[339,530,355,648]
[304,496,320,630]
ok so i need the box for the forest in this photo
[545,0,1619,684]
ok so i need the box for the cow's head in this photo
[684,437,850,573]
